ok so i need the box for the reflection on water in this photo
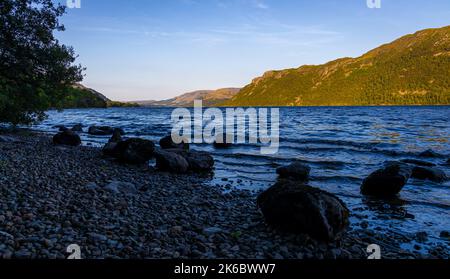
[33,106,450,252]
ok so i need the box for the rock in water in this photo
[114,138,155,164]
[159,135,189,150]
[162,149,214,172]
[361,162,412,197]
[53,130,81,146]
[71,124,83,132]
[411,166,447,183]
[154,149,189,173]
[419,149,441,158]
[400,159,436,167]
[257,180,349,241]
[102,129,124,157]
[276,162,311,180]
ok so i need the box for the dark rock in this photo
[257,180,349,241]
[52,130,81,146]
[53,125,68,132]
[213,134,233,149]
[276,162,311,181]
[154,149,189,173]
[185,151,214,172]
[0,135,21,143]
[159,135,189,150]
[109,128,123,143]
[114,138,155,164]
[445,158,450,165]
[361,162,412,197]
[419,149,442,158]
[411,166,447,183]
[71,124,83,132]
[440,231,450,238]
[88,126,124,136]
[400,159,436,167]
[163,149,214,172]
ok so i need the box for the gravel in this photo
[0,132,448,259]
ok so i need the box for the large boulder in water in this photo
[276,161,311,181]
[257,180,349,241]
[114,138,155,164]
[159,135,189,150]
[53,130,81,146]
[154,149,189,173]
[411,166,447,183]
[361,162,412,197]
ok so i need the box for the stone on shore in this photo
[411,166,447,183]
[213,134,233,149]
[400,159,436,167]
[71,124,83,132]
[163,149,214,172]
[154,149,189,173]
[104,181,137,194]
[114,138,155,164]
[52,130,81,147]
[361,162,412,197]
[159,135,189,150]
[276,161,311,181]
[257,180,349,241]
[88,126,124,136]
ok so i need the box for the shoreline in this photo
[0,131,448,259]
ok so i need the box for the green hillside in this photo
[223,26,450,107]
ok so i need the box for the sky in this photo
[56,0,450,101]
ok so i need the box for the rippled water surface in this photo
[34,106,450,251]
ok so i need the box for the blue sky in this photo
[56,0,450,101]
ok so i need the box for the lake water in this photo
[33,106,450,251]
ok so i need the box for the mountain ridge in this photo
[222,25,450,107]
[134,88,241,107]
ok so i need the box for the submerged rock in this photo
[154,149,189,173]
[102,129,124,158]
[52,130,81,147]
[276,161,311,181]
[411,166,447,183]
[88,126,124,136]
[361,162,412,197]
[114,138,155,164]
[419,149,442,158]
[159,135,189,150]
[400,159,436,167]
[257,180,349,242]
[71,124,83,132]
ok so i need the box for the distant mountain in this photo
[135,88,241,107]
[58,84,138,109]
[223,25,450,107]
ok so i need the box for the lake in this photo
[33,106,450,251]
